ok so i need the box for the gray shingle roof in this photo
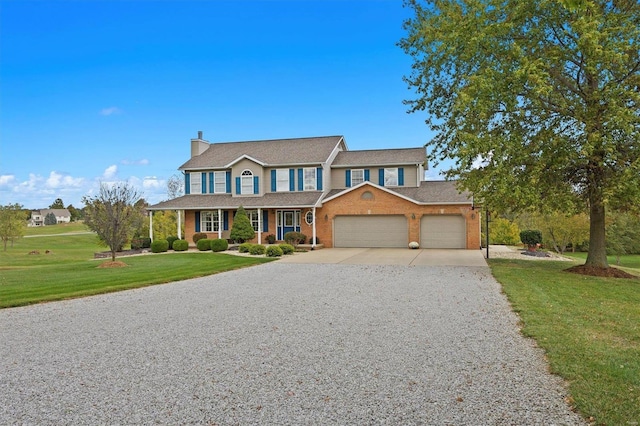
[180,136,345,170]
[323,181,472,204]
[332,148,426,167]
[148,192,324,210]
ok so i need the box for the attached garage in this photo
[334,215,408,248]
[421,215,466,248]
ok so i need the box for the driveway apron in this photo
[0,262,584,425]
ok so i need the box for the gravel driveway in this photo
[0,263,584,425]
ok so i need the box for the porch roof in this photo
[148,191,324,210]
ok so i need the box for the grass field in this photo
[564,251,640,270]
[0,224,273,308]
[489,258,640,425]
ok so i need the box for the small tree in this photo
[520,230,543,251]
[82,182,144,262]
[230,206,255,243]
[489,218,520,246]
[49,198,65,209]
[0,204,27,250]
[44,212,57,225]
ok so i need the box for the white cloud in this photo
[471,153,493,169]
[100,106,122,116]
[0,175,15,186]
[103,165,118,179]
[142,176,164,190]
[45,171,83,189]
[121,158,150,166]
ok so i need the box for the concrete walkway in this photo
[278,248,488,267]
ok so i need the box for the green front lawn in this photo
[489,258,640,425]
[563,251,640,270]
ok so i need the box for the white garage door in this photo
[334,215,408,248]
[420,215,466,248]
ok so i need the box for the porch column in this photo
[218,208,222,239]
[312,207,317,249]
[149,211,153,241]
[177,210,182,240]
[257,208,262,244]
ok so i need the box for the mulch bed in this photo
[97,261,128,268]
[94,249,149,259]
[565,264,637,279]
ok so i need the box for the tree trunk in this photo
[111,250,117,262]
[585,193,609,268]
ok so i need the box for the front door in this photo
[277,210,300,240]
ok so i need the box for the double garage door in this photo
[333,214,467,248]
[334,215,408,248]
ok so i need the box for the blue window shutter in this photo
[316,167,323,190]
[263,210,269,232]
[185,173,191,194]
[253,176,259,194]
[226,171,231,193]
[271,170,276,192]
[364,169,370,181]
[209,172,214,193]
[235,177,241,194]
[201,173,207,194]
[379,168,385,186]
[195,211,201,232]
[223,211,229,230]
[298,169,303,191]
[345,169,351,187]
[289,169,295,191]
[398,167,404,185]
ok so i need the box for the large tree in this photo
[49,198,65,209]
[400,0,640,269]
[0,204,27,251]
[82,183,144,262]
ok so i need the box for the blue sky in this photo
[1,0,442,209]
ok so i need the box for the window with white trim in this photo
[384,168,398,186]
[247,210,260,231]
[214,171,226,193]
[276,169,289,192]
[303,168,316,191]
[351,169,364,186]
[241,170,253,194]
[201,211,220,232]
[190,172,202,194]
[305,211,314,225]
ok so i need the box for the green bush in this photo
[238,242,253,253]
[284,231,307,246]
[196,238,211,251]
[279,243,295,255]
[172,239,189,251]
[266,245,283,257]
[210,238,229,252]
[151,239,169,253]
[193,232,207,244]
[130,238,143,250]
[490,218,521,245]
[520,230,542,248]
[166,236,178,250]
[249,244,266,255]
[266,234,276,244]
[230,206,255,243]
[141,238,152,249]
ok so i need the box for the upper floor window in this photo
[241,170,254,194]
[303,168,316,191]
[190,172,202,194]
[351,169,364,186]
[384,168,398,186]
[276,169,289,192]
[214,171,226,193]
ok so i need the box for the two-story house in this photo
[148,132,481,249]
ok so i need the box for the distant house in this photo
[29,209,71,227]
[148,132,480,249]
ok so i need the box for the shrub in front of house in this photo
[279,243,295,255]
[284,231,307,246]
[196,238,212,251]
[141,237,152,249]
[166,236,178,250]
[151,239,169,253]
[131,238,143,250]
[239,242,253,253]
[266,245,283,257]
[520,230,543,251]
[210,238,229,252]
[193,232,207,244]
[266,234,276,244]
[230,206,256,243]
[173,239,189,251]
[249,244,266,255]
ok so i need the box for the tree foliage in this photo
[167,174,184,200]
[489,217,521,245]
[0,204,27,251]
[230,206,255,243]
[82,183,144,262]
[400,0,640,269]
[607,212,640,264]
[44,212,57,225]
[49,198,65,209]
